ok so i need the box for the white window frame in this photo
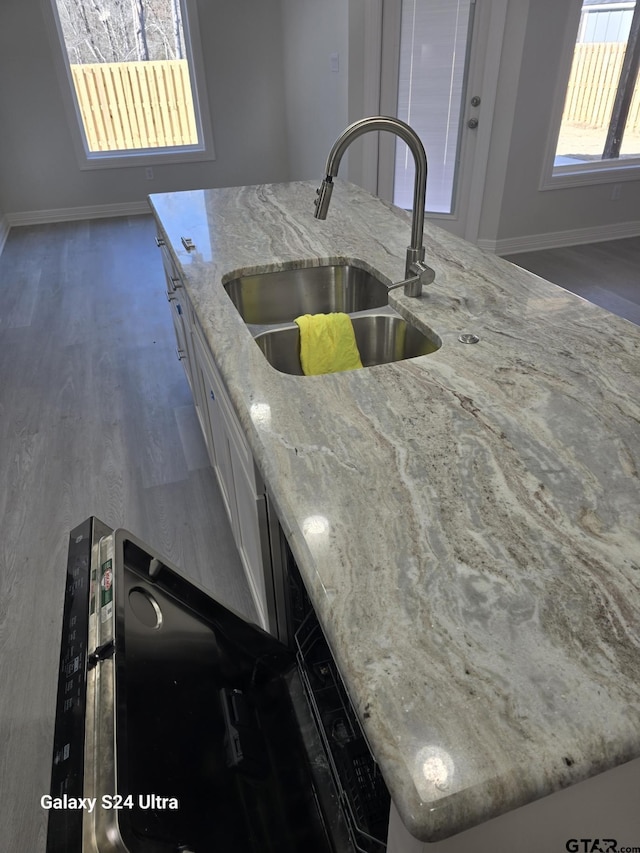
[42,0,215,170]
[540,0,640,190]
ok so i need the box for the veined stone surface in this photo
[150,180,640,842]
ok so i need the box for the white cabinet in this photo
[190,328,237,523]
[228,445,271,621]
[157,232,274,631]
[160,281,273,632]
[190,322,273,631]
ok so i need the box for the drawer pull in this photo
[176,348,186,361]
[155,236,165,247]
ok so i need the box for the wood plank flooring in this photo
[0,215,255,853]
[504,235,640,325]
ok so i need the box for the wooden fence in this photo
[563,42,640,132]
[70,60,198,151]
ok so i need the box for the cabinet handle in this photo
[170,276,182,289]
[210,390,215,401]
[176,348,186,361]
[155,236,166,247]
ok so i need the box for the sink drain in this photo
[458,333,480,344]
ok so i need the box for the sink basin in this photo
[254,314,441,375]
[224,264,389,325]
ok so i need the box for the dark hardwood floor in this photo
[504,235,640,325]
[0,215,255,853]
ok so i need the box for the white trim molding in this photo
[360,0,383,195]
[479,219,640,255]
[0,214,10,256]
[6,200,152,228]
[541,159,640,190]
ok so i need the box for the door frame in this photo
[358,0,508,244]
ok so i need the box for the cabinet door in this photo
[191,325,272,631]
[229,442,271,630]
[206,385,238,532]
[192,331,237,525]
[196,347,271,631]
[186,326,212,462]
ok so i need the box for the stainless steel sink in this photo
[254,314,441,375]
[224,264,389,325]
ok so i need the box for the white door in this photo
[373,0,507,242]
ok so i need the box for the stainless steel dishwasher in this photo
[47,518,389,853]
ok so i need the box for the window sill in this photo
[77,145,215,171]
[540,157,640,190]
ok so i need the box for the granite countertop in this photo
[149,181,640,842]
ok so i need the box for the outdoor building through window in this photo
[555,0,640,168]
[49,0,211,161]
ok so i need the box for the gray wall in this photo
[1,0,639,249]
[0,0,291,216]
[280,0,349,182]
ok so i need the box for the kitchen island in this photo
[149,180,640,848]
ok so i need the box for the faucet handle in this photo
[406,260,435,297]
[388,260,435,298]
[313,177,333,220]
[408,260,435,287]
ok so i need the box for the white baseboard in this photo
[478,220,640,255]
[6,200,151,228]
[0,215,9,257]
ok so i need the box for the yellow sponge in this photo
[294,312,363,375]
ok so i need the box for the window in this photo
[543,0,640,187]
[46,0,214,168]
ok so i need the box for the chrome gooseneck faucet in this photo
[314,116,435,297]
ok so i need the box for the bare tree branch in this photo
[172,0,183,60]
[53,0,184,64]
[130,0,150,61]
